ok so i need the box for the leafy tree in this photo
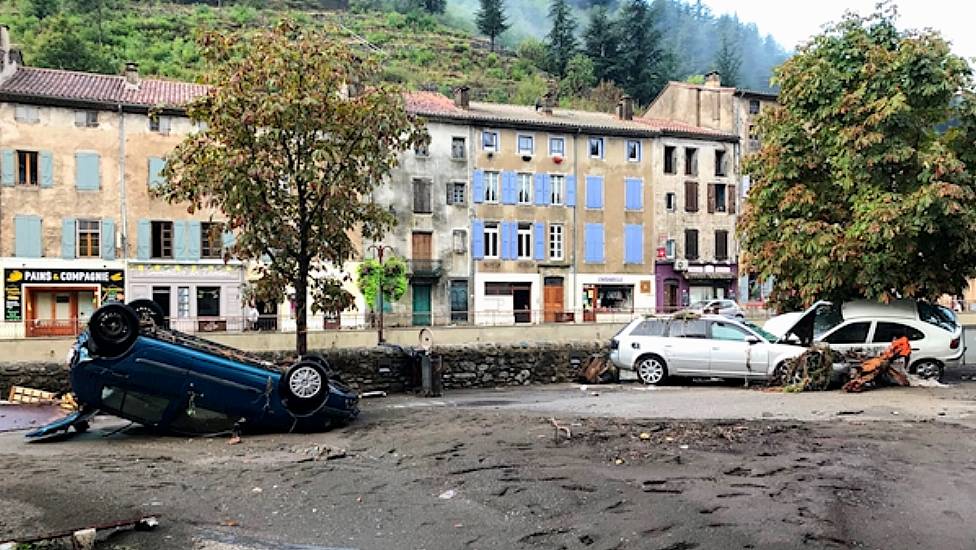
[31,16,112,72]
[739,5,976,309]
[713,32,740,88]
[544,0,577,78]
[609,0,670,104]
[587,79,624,113]
[476,0,508,52]
[21,0,59,19]
[582,6,617,83]
[559,53,595,98]
[356,257,408,311]
[409,0,446,13]
[158,21,428,354]
[516,38,547,71]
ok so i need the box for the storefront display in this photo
[4,267,125,337]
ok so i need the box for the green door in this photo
[412,284,432,326]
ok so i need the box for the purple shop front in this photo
[655,261,738,313]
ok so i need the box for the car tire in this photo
[88,303,140,358]
[911,359,944,382]
[128,299,167,329]
[773,361,804,387]
[281,360,329,415]
[635,355,668,386]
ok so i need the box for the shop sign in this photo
[597,276,624,283]
[4,269,125,321]
[640,280,652,294]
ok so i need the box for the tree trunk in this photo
[294,262,309,356]
[490,35,495,52]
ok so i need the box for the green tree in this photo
[739,5,976,309]
[559,53,595,98]
[158,21,428,354]
[356,257,408,311]
[713,32,740,88]
[31,16,112,72]
[610,0,670,104]
[516,38,547,71]
[582,6,617,83]
[544,0,577,78]
[21,0,60,19]
[476,0,508,52]
[409,0,446,13]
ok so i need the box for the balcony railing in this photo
[408,259,444,278]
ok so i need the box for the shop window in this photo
[517,173,532,204]
[17,150,38,186]
[152,286,171,320]
[590,285,633,311]
[483,222,499,259]
[684,148,698,176]
[201,221,222,259]
[664,146,677,174]
[451,137,466,160]
[549,136,565,156]
[550,174,564,205]
[76,219,101,258]
[413,178,432,213]
[177,286,191,318]
[517,223,532,259]
[196,286,221,317]
[549,224,564,261]
[151,221,173,259]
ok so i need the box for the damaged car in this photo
[27,301,359,440]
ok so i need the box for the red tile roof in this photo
[634,117,734,137]
[0,67,209,109]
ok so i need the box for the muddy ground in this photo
[2,394,976,550]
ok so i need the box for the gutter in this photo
[117,103,128,259]
[0,92,191,117]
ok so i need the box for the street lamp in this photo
[366,243,396,345]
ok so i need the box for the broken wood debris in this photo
[1,515,158,549]
[843,337,911,393]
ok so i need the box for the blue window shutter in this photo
[595,224,605,263]
[625,224,644,264]
[1,149,13,186]
[585,223,605,263]
[533,222,545,261]
[101,219,115,260]
[148,157,166,189]
[507,222,517,260]
[565,175,576,207]
[584,224,595,263]
[501,222,511,260]
[471,220,484,260]
[187,220,202,260]
[542,174,552,206]
[625,178,643,210]
[137,219,151,260]
[40,151,54,188]
[534,173,546,206]
[586,176,603,209]
[74,152,100,190]
[501,171,514,204]
[61,218,76,259]
[174,221,188,260]
[15,216,42,258]
[472,170,484,203]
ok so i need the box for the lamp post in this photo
[366,243,396,345]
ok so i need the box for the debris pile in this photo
[778,343,835,392]
[576,354,618,384]
[843,337,911,393]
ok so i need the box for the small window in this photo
[664,145,676,174]
[715,150,728,177]
[665,192,676,212]
[684,148,698,176]
[685,229,699,260]
[196,286,221,317]
[177,286,190,318]
[670,319,707,338]
[75,110,98,128]
[517,173,532,204]
[665,239,676,259]
[715,230,729,261]
[451,137,466,160]
[589,137,604,159]
[414,142,429,157]
[149,115,171,134]
[517,134,534,155]
[749,99,761,114]
[550,174,564,205]
[715,184,727,213]
[412,178,432,213]
[482,130,499,152]
[872,322,925,343]
[448,182,466,205]
[151,221,173,259]
[626,140,641,162]
[823,322,871,345]
[16,150,39,186]
[483,222,499,259]
[549,224,563,260]
[101,387,171,425]
[549,137,565,156]
[452,229,466,253]
[710,322,749,342]
[517,222,532,259]
[201,221,222,259]
[483,171,499,203]
[14,104,39,124]
[76,219,101,258]
[631,319,667,336]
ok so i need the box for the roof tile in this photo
[0,67,208,108]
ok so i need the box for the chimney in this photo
[705,71,721,88]
[617,94,634,120]
[124,62,140,88]
[453,85,470,109]
[541,90,556,116]
[0,25,17,82]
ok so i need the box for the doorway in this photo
[449,280,468,323]
[412,283,432,326]
[664,279,680,313]
[543,277,564,322]
[152,286,171,321]
[513,284,531,324]
[26,287,98,337]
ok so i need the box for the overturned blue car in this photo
[28,301,359,440]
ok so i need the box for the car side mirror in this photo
[746,336,760,345]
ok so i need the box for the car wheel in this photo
[281,360,329,415]
[911,359,944,382]
[88,303,139,358]
[773,362,805,387]
[128,299,167,329]
[635,355,668,385]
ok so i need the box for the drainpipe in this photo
[571,128,580,319]
[467,123,475,324]
[117,104,128,259]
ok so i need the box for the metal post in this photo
[377,246,384,345]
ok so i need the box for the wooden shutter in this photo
[39,151,53,188]
[412,232,432,260]
[685,229,698,260]
[625,224,643,264]
[707,184,716,214]
[137,219,151,260]
[148,157,166,189]
[533,222,545,261]
[565,175,576,207]
[715,230,728,260]
[727,184,736,214]
[472,170,484,203]
[1,149,14,186]
[14,215,42,258]
[685,181,698,212]
[74,152,100,190]
[188,220,202,260]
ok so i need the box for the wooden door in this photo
[412,232,432,260]
[543,277,564,322]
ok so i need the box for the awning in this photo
[685,271,736,281]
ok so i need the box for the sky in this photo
[698,0,976,59]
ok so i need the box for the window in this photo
[685,229,699,260]
[550,174,564,205]
[483,222,499,258]
[177,286,190,318]
[626,140,641,162]
[517,223,532,259]
[151,221,173,259]
[665,192,676,212]
[549,224,563,260]
[196,286,221,317]
[412,178,432,213]
[75,110,98,128]
[16,150,38,186]
[517,173,532,204]
[872,322,925,343]
[414,142,429,157]
[685,181,699,212]
[549,137,565,156]
[684,148,698,176]
[451,137,466,160]
[76,220,101,258]
[201,221,222,259]
[670,319,707,338]
[631,319,668,336]
[484,171,499,203]
[823,322,871,345]
[482,130,499,152]
[14,104,39,123]
[664,146,677,174]
[715,150,728,177]
[715,230,729,261]
[149,115,171,134]
[749,99,761,114]
[665,239,676,259]
[589,137,604,159]
[713,184,727,213]
[448,182,466,205]
[152,287,171,320]
[452,229,466,253]
[485,282,513,295]
[518,134,534,155]
[917,302,958,332]
[101,387,170,425]
[710,322,750,342]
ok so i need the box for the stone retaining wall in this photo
[0,342,608,397]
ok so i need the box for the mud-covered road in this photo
[3,384,976,549]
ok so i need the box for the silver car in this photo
[609,308,827,385]
[683,299,745,319]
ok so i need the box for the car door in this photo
[663,318,710,374]
[708,320,768,377]
[819,321,872,355]
[619,319,667,367]
[871,321,926,355]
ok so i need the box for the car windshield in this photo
[743,321,778,343]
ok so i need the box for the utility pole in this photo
[367,243,396,345]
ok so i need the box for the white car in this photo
[609,307,830,385]
[682,299,745,319]
[764,300,963,381]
